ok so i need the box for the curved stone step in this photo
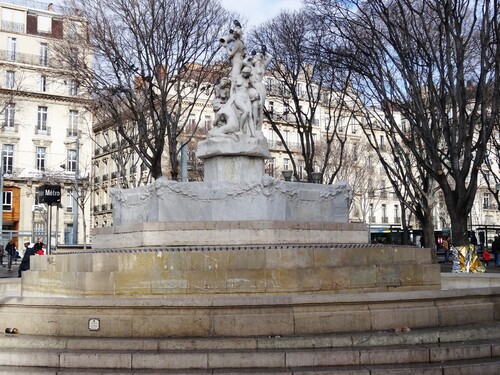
[0,358,500,374]
[0,323,499,372]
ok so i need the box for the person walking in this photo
[0,243,4,267]
[5,239,17,271]
[443,236,451,263]
[18,241,37,278]
[492,235,500,267]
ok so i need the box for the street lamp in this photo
[73,138,79,245]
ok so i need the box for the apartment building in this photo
[91,64,499,249]
[0,0,93,248]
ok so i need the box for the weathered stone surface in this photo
[109,177,351,229]
[24,246,440,297]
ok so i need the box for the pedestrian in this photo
[18,241,36,278]
[33,237,45,255]
[482,249,492,267]
[5,239,17,271]
[492,235,500,267]
[443,236,451,263]
[0,243,4,267]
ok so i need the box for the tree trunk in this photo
[422,219,437,264]
[448,210,469,247]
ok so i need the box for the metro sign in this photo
[37,184,61,205]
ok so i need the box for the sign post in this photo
[36,185,61,255]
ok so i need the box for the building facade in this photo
[90,57,500,250]
[0,0,93,249]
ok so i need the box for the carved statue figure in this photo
[210,21,272,140]
[249,47,273,130]
[233,66,255,137]
[210,78,239,137]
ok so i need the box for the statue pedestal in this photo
[203,156,265,182]
[197,133,270,182]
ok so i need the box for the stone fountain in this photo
[3,22,490,341]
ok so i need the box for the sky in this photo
[220,0,304,28]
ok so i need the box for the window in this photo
[66,191,73,213]
[283,158,289,171]
[68,110,78,136]
[324,116,331,129]
[394,204,400,222]
[7,37,16,61]
[2,144,14,174]
[352,143,358,161]
[39,75,47,92]
[36,147,46,170]
[5,70,15,89]
[339,116,346,132]
[37,15,52,33]
[2,8,24,33]
[69,80,79,96]
[266,78,273,92]
[204,115,211,130]
[37,106,48,131]
[187,114,196,132]
[267,128,274,142]
[298,163,303,180]
[265,157,275,177]
[379,135,385,146]
[483,193,491,209]
[67,149,77,172]
[3,103,15,128]
[283,130,290,143]
[296,83,303,97]
[401,119,408,133]
[350,117,357,133]
[40,43,48,66]
[2,191,12,212]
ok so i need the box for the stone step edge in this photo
[0,339,498,366]
[1,322,499,351]
[0,352,499,373]
[0,352,500,375]
[1,357,500,372]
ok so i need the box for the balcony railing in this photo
[34,126,51,135]
[1,123,19,133]
[0,49,64,69]
[1,20,24,33]
[483,204,498,210]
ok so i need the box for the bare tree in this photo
[59,0,232,181]
[309,0,500,246]
[250,10,353,183]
